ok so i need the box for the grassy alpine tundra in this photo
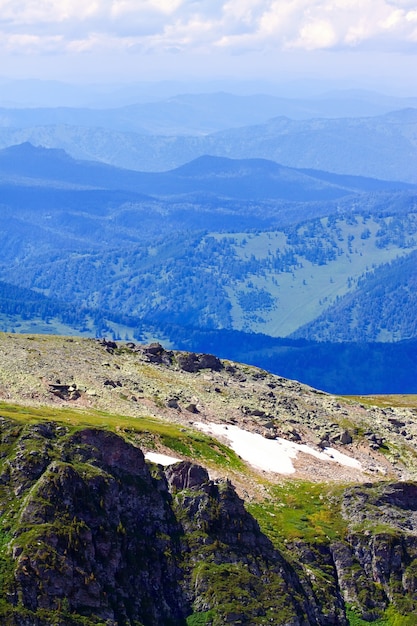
[1,333,417,625]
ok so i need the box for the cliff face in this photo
[333,483,417,619]
[1,418,344,626]
[168,464,347,626]
[2,417,417,625]
[2,421,188,625]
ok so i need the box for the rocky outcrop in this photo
[165,460,209,491]
[1,418,347,626]
[48,383,81,401]
[3,417,417,625]
[3,424,187,626]
[171,474,347,625]
[330,482,417,619]
[142,342,174,366]
[176,351,223,373]
[341,482,417,533]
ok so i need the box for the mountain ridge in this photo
[0,107,416,182]
[1,143,412,200]
[2,88,417,128]
[0,332,415,485]
[1,333,417,624]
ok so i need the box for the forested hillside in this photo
[0,143,416,393]
[292,251,417,342]
[6,203,416,339]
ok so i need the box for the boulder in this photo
[165,461,209,491]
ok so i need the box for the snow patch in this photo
[194,422,362,474]
[145,452,181,466]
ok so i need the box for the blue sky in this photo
[1,0,416,94]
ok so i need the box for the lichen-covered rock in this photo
[172,477,347,625]
[176,352,223,373]
[2,423,187,626]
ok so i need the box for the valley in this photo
[0,136,415,394]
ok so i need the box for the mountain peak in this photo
[1,141,71,161]
[172,154,282,176]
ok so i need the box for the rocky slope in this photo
[0,333,416,485]
[1,333,417,625]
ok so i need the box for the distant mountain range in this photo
[0,143,413,202]
[0,107,416,183]
[2,88,417,129]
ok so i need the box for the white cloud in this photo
[3,32,64,53]
[0,0,102,24]
[0,0,416,57]
[294,19,338,50]
[379,8,403,29]
[111,0,185,16]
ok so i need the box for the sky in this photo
[0,0,416,94]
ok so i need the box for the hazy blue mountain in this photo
[0,105,152,135]
[205,108,417,183]
[0,144,413,203]
[1,107,415,182]
[0,142,156,193]
[1,77,300,106]
[2,89,417,135]
[0,78,114,108]
[2,76,417,107]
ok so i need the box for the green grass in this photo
[186,611,215,626]
[247,480,347,546]
[345,395,417,409]
[0,401,246,473]
[346,605,417,626]
[346,606,389,626]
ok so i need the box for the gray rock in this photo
[165,461,209,491]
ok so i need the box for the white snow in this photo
[194,422,362,474]
[145,452,181,466]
